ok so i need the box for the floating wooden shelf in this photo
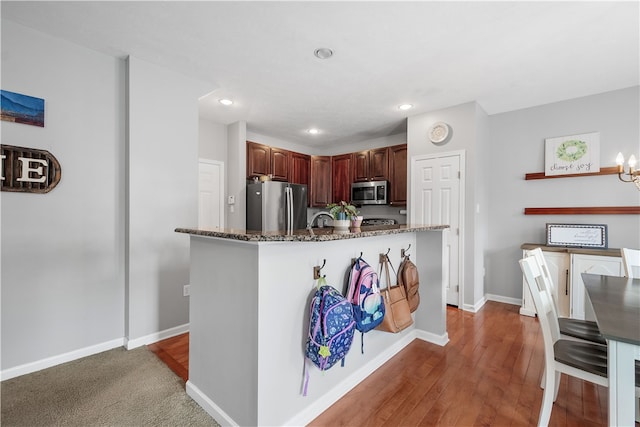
[524,206,640,215]
[525,166,619,180]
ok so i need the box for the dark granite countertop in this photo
[175,224,449,242]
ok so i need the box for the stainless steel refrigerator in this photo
[246,182,308,233]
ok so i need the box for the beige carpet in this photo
[1,346,220,427]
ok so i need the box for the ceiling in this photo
[2,1,638,148]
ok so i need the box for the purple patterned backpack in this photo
[304,282,355,395]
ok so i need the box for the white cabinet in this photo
[520,246,622,319]
[570,254,623,320]
[520,249,570,317]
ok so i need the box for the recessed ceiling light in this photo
[314,48,334,59]
[398,104,413,111]
[219,98,233,106]
[308,128,320,135]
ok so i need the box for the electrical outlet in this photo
[183,284,190,297]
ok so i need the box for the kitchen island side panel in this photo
[256,233,444,426]
[414,229,448,337]
[182,227,447,426]
[188,236,259,427]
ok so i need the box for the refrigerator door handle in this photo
[286,187,293,234]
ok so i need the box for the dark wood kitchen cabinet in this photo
[289,152,310,186]
[331,153,352,203]
[246,141,270,177]
[246,141,290,181]
[270,147,290,181]
[352,151,370,182]
[388,144,407,205]
[310,156,331,207]
[369,147,389,181]
[353,147,389,182]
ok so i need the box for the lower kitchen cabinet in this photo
[520,245,622,320]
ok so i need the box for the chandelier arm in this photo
[617,173,634,183]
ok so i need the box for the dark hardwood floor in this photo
[149,301,610,426]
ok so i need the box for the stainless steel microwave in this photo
[351,180,388,205]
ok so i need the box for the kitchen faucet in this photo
[307,211,333,230]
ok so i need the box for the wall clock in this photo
[429,122,450,144]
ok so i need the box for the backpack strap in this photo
[303,358,310,396]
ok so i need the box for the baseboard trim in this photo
[462,296,487,313]
[285,331,417,426]
[125,323,189,350]
[415,330,449,346]
[0,337,125,381]
[186,381,238,427]
[485,294,522,306]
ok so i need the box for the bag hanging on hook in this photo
[398,254,420,313]
[376,254,413,333]
[303,276,355,396]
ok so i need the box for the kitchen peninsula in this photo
[175,224,449,426]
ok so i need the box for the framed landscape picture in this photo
[0,90,45,127]
[544,132,599,176]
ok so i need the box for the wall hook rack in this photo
[313,259,326,280]
[401,244,412,258]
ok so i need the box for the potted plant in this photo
[327,201,359,231]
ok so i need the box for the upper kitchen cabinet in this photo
[310,156,331,207]
[331,153,352,203]
[353,147,389,182]
[246,141,290,181]
[388,144,407,205]
[246,141,270,177]
[270,147,290,181]
[352,151,370,182]
[369,147,389,181]
[289,152,311,186]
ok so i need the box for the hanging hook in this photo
[313,259,326,280]
[380,248,391,263]
[401,243,412,258]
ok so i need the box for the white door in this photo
[198,159,224,229]
[411,152,463,306]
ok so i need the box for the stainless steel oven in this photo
[351,180,388,205]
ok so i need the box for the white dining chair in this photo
[520,255,609,426]
[621,247,640,278]
[527,248,605,345]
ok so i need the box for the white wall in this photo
[1,20,214,376]
[226,121,247,230]
[199,118,227,162]
[407,102,489,309]
[246,130,407,157]
[126,56,212,345]
[1,20,125,372]
[486,86,640,300]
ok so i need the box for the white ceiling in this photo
[2,1,638,148]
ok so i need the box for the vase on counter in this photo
[333,219,350,231]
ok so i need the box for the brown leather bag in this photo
[398,256,420,312]
[376,254,413,333]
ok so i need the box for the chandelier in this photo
[616,152,640,190]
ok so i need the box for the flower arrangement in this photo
[327,201,359,220]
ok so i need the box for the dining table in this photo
[582,273,640,426]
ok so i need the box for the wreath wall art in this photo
[544,132,600,176]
